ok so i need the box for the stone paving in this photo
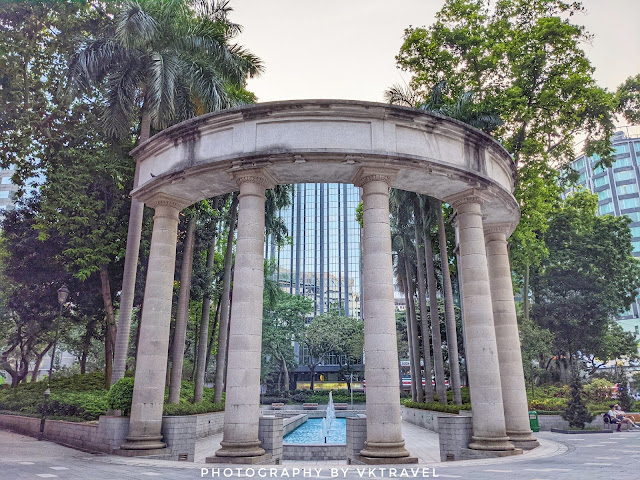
[2,423,639,480]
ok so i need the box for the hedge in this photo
[402,399,472,414]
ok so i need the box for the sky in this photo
[231,0,640,124]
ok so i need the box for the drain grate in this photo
[178,453,188,461]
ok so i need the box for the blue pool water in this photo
[283,418,347,444]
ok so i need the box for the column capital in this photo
[484,222,516,239]
[229,168,277,190]
[352,167,398,187]
[444,188,490,209]
[146,193,188,211]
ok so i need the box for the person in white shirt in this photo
[614,404,640,428]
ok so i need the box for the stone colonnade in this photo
[123,172,535,460]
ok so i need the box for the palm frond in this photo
[115,0,158,50]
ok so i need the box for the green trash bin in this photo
[529,410,539,433]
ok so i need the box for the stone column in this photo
[353,168,413,462]
[485,224,538,449]
[446,190,514,452]
[212,169,274,462]
[121,194,184,452]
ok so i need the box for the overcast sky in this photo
[231,0,640,121]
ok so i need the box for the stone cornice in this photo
[146,193,188,211]
[444,188,490,208]
[484,223,513,237]
[230,168,277,190]
[352,167,398,187]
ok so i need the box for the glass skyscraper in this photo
[267,183,362,319]
[566,130,640,335]
[266,183,363,386]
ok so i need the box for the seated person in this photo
[615,404,640,428]
[607,404,622,431]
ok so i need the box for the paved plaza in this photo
[2,422,637,480]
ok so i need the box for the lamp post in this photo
[38,388,50,441]
[47,285,70,384]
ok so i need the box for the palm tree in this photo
[436,202,463,405]
[168,210,198,403]
[420,196,448,404]
[67,0,263,386]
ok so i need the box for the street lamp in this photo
[38,388,50,441]
[47,285,69,383]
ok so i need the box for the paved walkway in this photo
[2,424,639,479]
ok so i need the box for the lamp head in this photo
[57,285,70,305]
[44,388,50,400]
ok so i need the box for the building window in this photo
[633,241,640,254]
[0,177,11,185]
[615,170,635,182]
[615,144,630,155]
[618,183,638,196]
[614,156,632,168]
[594,176,609,188]
[621,197,640,210]
[574,158,585,170]
[626,211,640,223]
[0,191,10,199]
[593,163,605,174]
[597,190,611,201]
[598,202,614,215]
[631,226,640,238]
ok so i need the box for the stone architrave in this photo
[446,190,515,452]
[121,194,185,451]
[353,167,414,461]
[484,223,539,449]
[211,169,275,462]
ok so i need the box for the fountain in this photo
[321,391,336,443]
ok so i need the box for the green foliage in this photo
[562,376,594,429]
[107,377,135,415]
[163,401,224,416]
[532,191,640,360]
[616,74,640,124]
[402,399,472,414]
[583,378,614,404]
[618,381,632,413]
[0,372,107,420]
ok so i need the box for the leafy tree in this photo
[66,0,263,386]
[300,312,363,391]
[518,313,553,397]
[532,190,640,364]
[583,323,639,375]
[562,375,594,429]
[616,74,640,124]
[618,381,632,413]
[262,292,313,392]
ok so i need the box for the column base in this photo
[214,440,266,458]
[468,435,515,451]
[459,447,523,460]
[359,440,411,459]
[206,454,272,465]
[120,434,166,451]
[507,430,539,450]
[351,454,418,465]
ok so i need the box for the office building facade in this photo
[0,166,18,213]
[266,183,363,386]
[567,131,640,335]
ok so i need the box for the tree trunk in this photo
[30,342,53,382]
[99,264,117,388]
[214,193,239,403]
[310,365,316,391]
[169,215,197,403]
[404,257,424,403]
[436,202,462,405]
[524,263,530,322]
[111,108,152,386]
[412,221,436,403]
[422,226,447,404]
[281,354,289,393]
[402,268,416,402]
[205,296,222,375]
[194,235,217,401]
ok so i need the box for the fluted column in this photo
[485,224,539,449]
[121,194,184,451]
[354,167,412,461]
[213,169,274,461]
[446,190,514,452]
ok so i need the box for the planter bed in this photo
[550,428,612,434]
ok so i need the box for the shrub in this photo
[562,377,594,429]
[107,377,135,415]
[163,401,224,416]
[402,399,472,414]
